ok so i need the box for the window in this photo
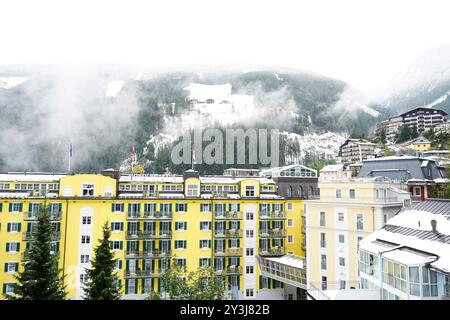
[246,230,254,238]
[6,242,20,252]
[414,187,421,196]
[287,235,294,244]
[409,267,420,296]
[80,274,88,284]
[176,203,187,212]
[287,202,293,211]
[356,214,364,231]
[339,257,346,267]
[338,234,345,244]
[320,212,326,227]
[199,258,211,268]
[199,221,211,231]
[320,233,326,248]
[349,189,356,199]
[111,222,124,232]
[246,212,254,220]
[260,277,269,289]
[175,258,186,268]
[9,203,23,212]
[246,248,254,256]
[321,276,327,290]
[336,189,342,198]
[422,267,438,297]
[81,235,90,244]
[160,203,172,214]
[245,186,255,197]
[82,216,92,225]
[245,289,254,297]
[199,240,211,249]
[5,262,19,273]
[3,283,15,295]
[110,241,123,250]
[80,255,90,263]
[175,221,187,231]
[246,266,254,274]
[112,203,124,212]
[339,280,346,290]
[7,222,21,232]
[287,219,293,227]
[200,203,211,212]
[337,212,344,222]
[82,184,95,196]
[321,254,327,270]
[174,240,187,249]
[187,184,199,197]
[357,236,363,251]
[0,183,10,190]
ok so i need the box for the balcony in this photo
[259,247,286,257]
[214,266,243,275]
[259,229,287,238]
[23,212,62,221]
[214,211,242,220]
[214,229,243,238]
[124,250,171,259]
[124,269,160,278]
[126,230,172,239]
[23,231,60,241]
[259,211,287,220]
[126,212,173,220]
[213,248,243,257]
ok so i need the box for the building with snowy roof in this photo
[358,199,450,300]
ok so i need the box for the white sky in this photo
[1,0,450,93]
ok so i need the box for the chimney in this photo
[431,219,437,233]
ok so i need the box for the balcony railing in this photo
[259,229,287,238]
[213,248,243,256]
[259,211,287,220]
[259,247,286,256]
[306,196,402,203]
[214,211,242,220]
[214,266,243,275]
[126,230,172,239]
[23,231,60,241]
[126,212,173,219]
[23,212,62,221]
[214,229,243,238]
[124,269,160,278]
[124,250,171,259]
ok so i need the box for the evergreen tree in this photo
[83,222,121,300]
[379,128,387,145]
[8,205,66,300]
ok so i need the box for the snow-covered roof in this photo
[119,175,184,183]
[320,164,344,172]
[360,199,450,272]
[259,194,282,199]
[266,254,306,269]
[0,173,67,182]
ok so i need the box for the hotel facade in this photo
[0,165,317,300]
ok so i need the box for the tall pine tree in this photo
[9,205,66,300]
[83,222,121,300]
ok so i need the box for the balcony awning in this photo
[0,192,31,198]
[265,255,306,269]
[158,193,185,199]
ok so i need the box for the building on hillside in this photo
[319,164,347,182]
[358,199,450,300]
[410,136,432,152]
[422,150,450,167]
[338,139,376,165]
[303,177,411,297]
[357,156,448,201]
[0,166,314,300]
[400,107,448,133]
[387,116,404,140]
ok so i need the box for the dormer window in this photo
[245,186,255,197]
[82,184,95,196]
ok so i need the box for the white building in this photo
[319,164,349,182]
[358,199,450,300]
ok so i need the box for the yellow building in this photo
[0,168,310,300]
[303,177,411,297]
[411,137,431,152]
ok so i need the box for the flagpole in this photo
[68,144,71,173]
